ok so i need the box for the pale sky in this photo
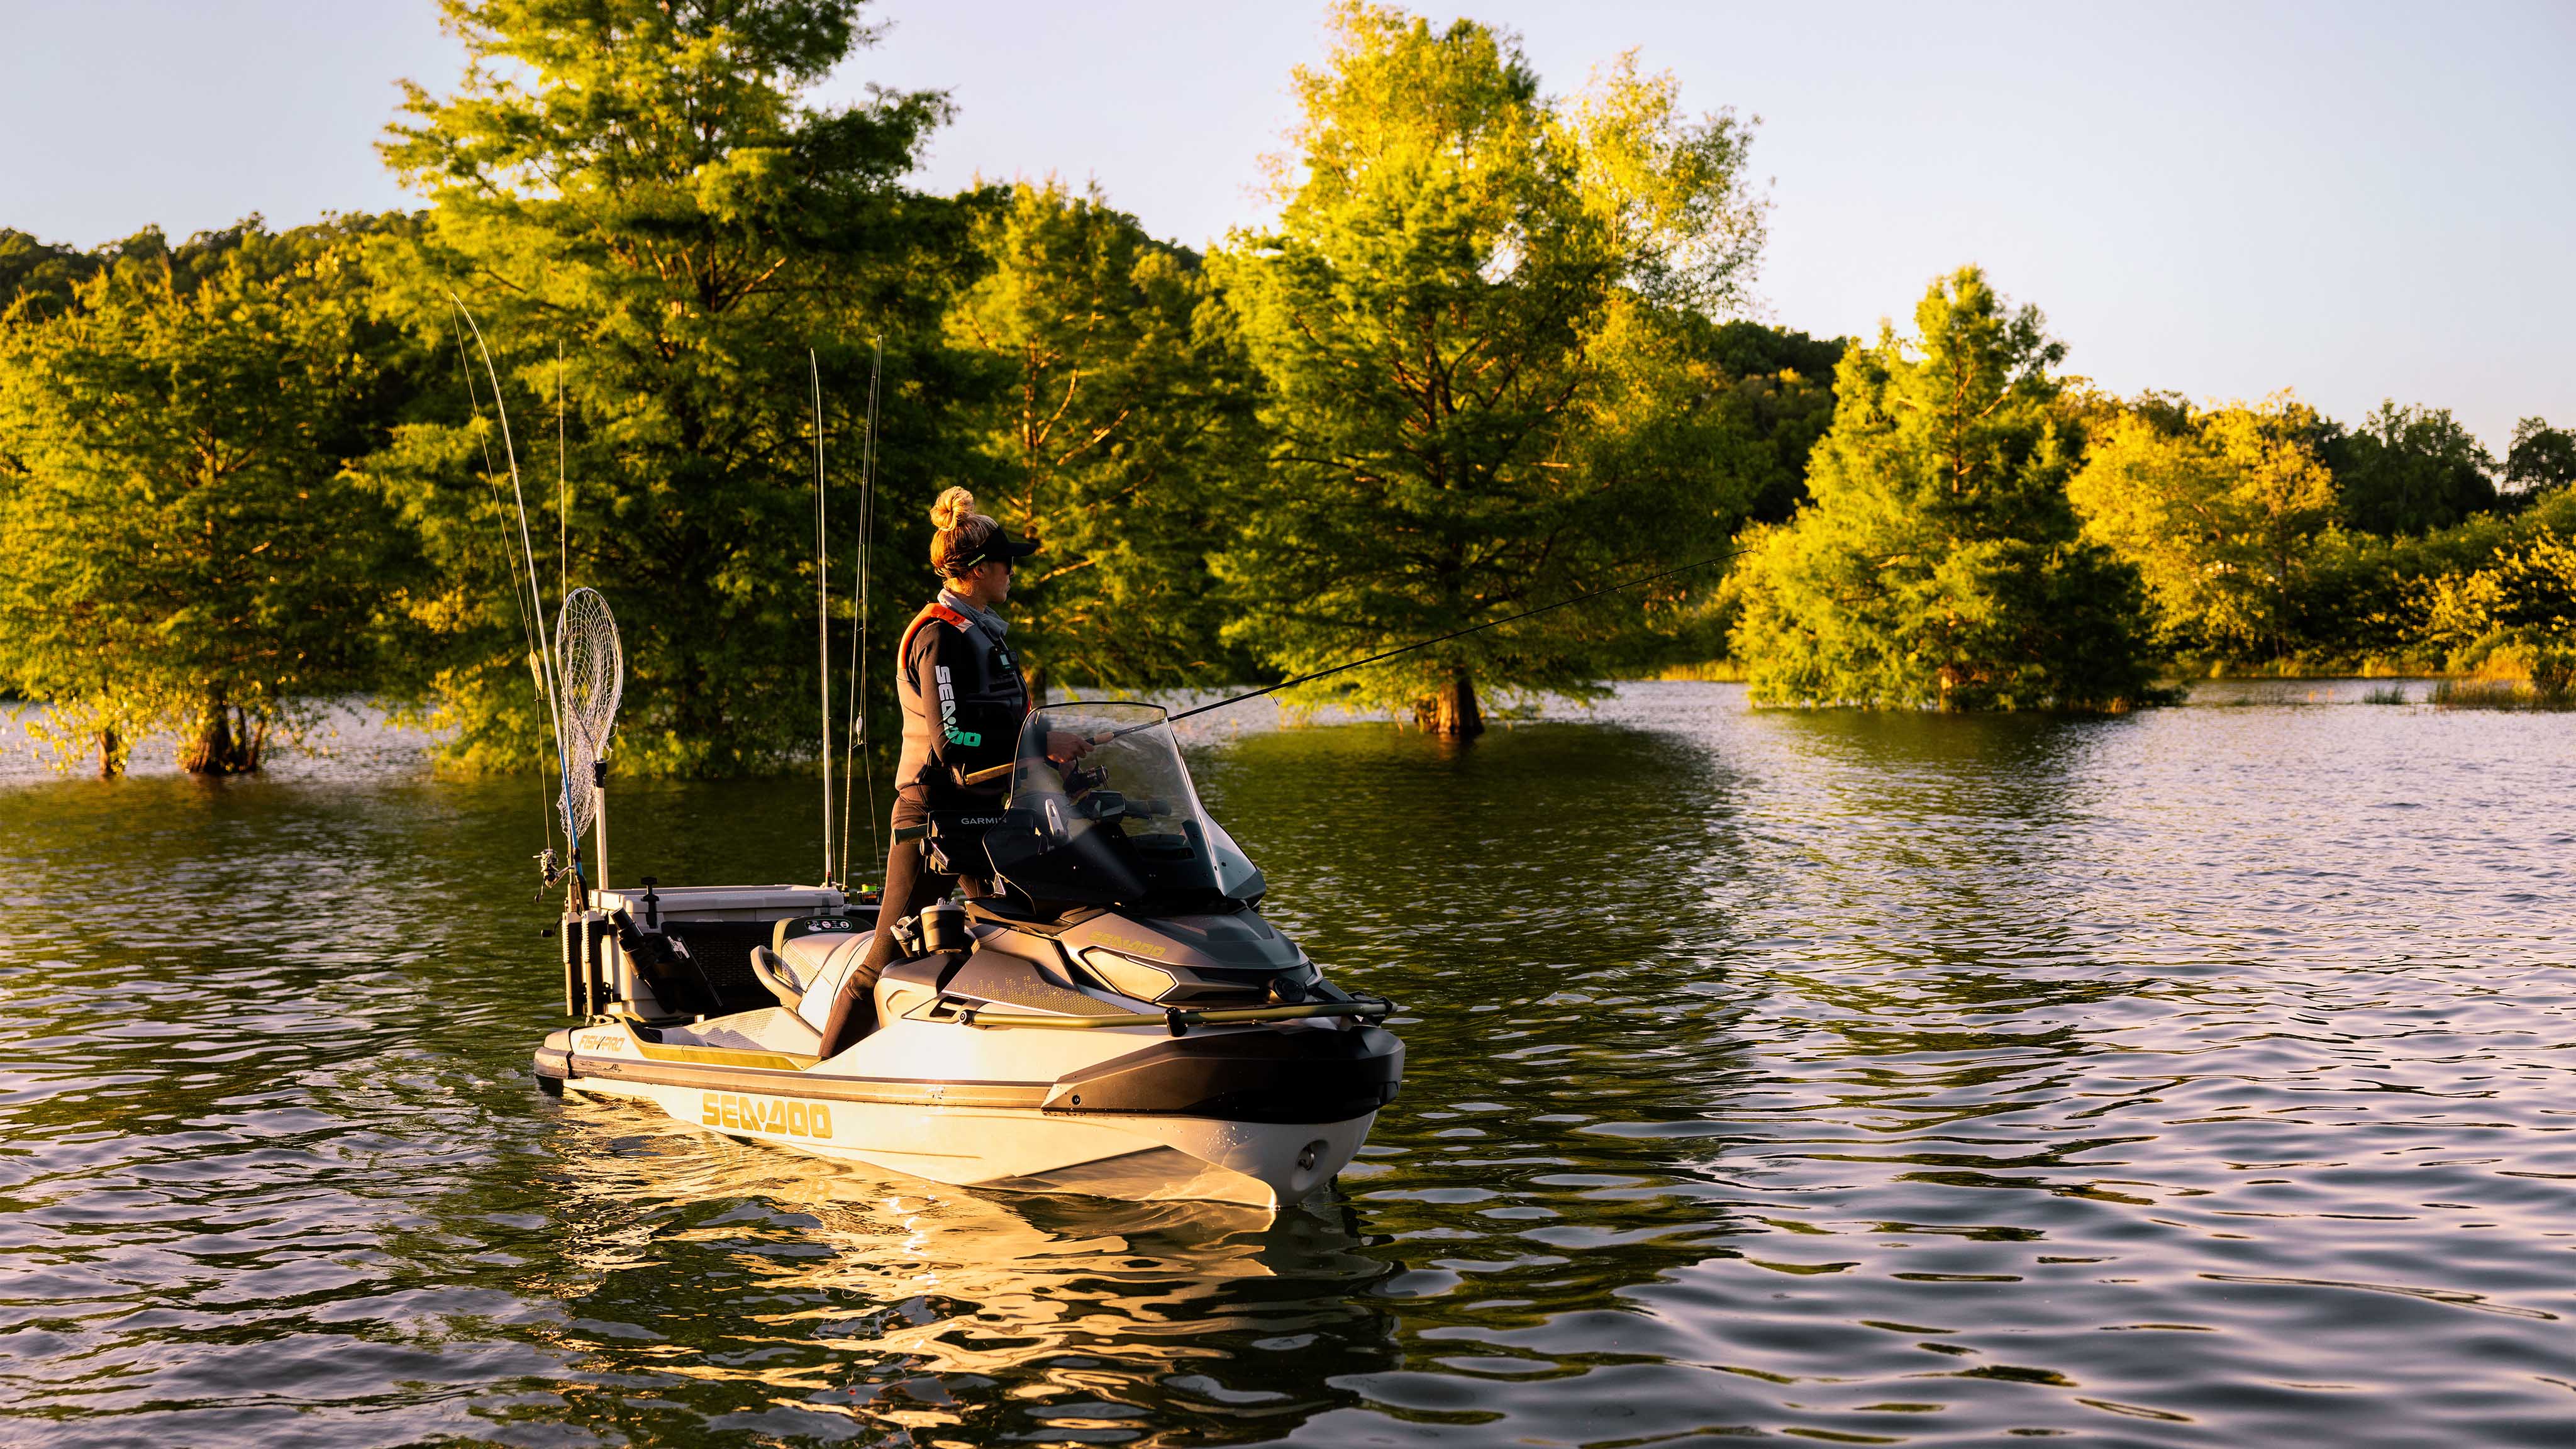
[3,0,2568,452]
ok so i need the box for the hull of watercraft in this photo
[537,1013,1399,1209]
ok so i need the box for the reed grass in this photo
[1654,660,1749,682]
[2429,679,2573,711]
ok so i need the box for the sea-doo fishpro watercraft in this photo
[535,702,1402,1209]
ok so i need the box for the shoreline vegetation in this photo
[4,1,2572,780]
[12,670,2565,785]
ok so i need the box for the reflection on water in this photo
[3,680,2573,1446]
[525,1104,1397,1443]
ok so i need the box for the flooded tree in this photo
[1212,2,1768,736]
[1729,267,2165,711]
[0,221,416,775]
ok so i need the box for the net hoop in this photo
[553,587,623,843]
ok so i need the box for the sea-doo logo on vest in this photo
[935,664,980,747]
[701,1092,834,1139]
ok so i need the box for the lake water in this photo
[3,681,2571,1446]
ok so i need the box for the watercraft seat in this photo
[748,946,804,1010]
[743,916,872,1019]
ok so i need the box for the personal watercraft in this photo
[534,702,1402,1209]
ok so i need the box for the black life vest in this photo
[894,597,1028,801]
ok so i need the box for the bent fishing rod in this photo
[962,543,1748,784]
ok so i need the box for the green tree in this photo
[0,219,419,775]
[1729,267,2164,711]
[2424,528,2576,701]
[946,179,1256,700]
[1211,3,1767,735]
[2068,393,2338,662]
[373,0,958,775]
[2322,401,2498,535]
[1699,320,1845,525]
[2505,416,2576,499]
[0,229,99,320]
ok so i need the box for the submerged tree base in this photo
[177,702,269,775]
[1412,670,1485,738]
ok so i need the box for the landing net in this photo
[553,587,623,845]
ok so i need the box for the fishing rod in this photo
[812,349,833,886]
[960,543,1748,784]
[452,328,559,862]
[556,344,567,604]
[451,296,586,895]
[837,337,884,887]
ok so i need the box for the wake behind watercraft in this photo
[535,701,1404,1209]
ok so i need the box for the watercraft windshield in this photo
[982,703,1263,910]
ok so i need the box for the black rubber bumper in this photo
[1041,1025,1404,1124]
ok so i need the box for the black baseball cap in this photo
[952,523,1041,574]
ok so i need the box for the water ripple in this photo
[1,681,2572,1445]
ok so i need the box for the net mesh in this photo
[553,587,624,845]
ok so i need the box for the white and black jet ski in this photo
[534,702,1402,1209]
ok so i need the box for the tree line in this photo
[1728,269,2576,711]
[2,0,2569,779]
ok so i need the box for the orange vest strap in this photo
[899,601,974,662]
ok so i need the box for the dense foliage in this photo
[1729,269,2164,711]
[945,180,1255,701]
[372,0,960,775]
[0,219,422,775]
[1213,2,1768,733]
[3,0,2570,778]
[2321,401,2501,536]
[2067,394,2338,661]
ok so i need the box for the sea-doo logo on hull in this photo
[1092,930,1172,960]
[702,1092,835,1140]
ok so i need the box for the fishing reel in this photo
[532,847,576,902]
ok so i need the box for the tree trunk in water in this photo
[1413,667,1484,738]
[179,697,264,774]
[96,726,123,780]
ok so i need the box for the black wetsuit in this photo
[816,593,1030,1054]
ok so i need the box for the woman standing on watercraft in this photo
[816,487,1079,1053]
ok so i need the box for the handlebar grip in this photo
[962,725,1121,787]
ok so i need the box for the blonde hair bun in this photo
[930,486,978,533]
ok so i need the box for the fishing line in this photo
[452,297,584,891]
[963,543,1750,786]
[452,322,553,853]
[1166,545,1749,725]
[556,343,567,603]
